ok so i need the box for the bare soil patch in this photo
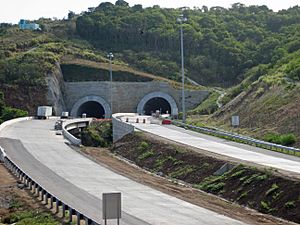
[0,164,59,224]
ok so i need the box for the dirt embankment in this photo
[213,85,300,146]
[0,84,47,115]
[111,133,300,224]
[0,164,59,224]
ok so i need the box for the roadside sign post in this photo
[231,115,240,127]
[102,192,121,225]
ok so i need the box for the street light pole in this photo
[177,15,187,123]
[107,53,114,117]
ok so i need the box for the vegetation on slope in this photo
[114,133,300,223]
[0,92,28,123]
[76,2,300,86]
[81,120,112,147]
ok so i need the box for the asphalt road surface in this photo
[0,119,246,225]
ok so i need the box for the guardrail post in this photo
[50,196,53,209]
[45,192,49,205]
[85,217,92,225]
[38,186,42,199]
[56,200,60,214]
[28,179,32,190]
[24,175,28,186]
[13,166,17,175]
[15,168,20,177]
[62,203,66,218]
[9,162,13,171]
[32,183,36,194]
[11,165,16,175]
[69,208,73,222]
[20,173,24,182]
[35,183,39,196]
[41,189,45,202]
[76,212,81,225]
[7,161,11,170]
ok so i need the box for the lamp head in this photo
[107,53,114,59]
[177,15,187,23]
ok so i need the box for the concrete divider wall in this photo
[112,113,134,142]
[0,146,5,162]
[0,117,33,133]
[62,118,92,146]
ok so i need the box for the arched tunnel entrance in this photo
[137,92,179,116]
[71,96,111,119]
[143,97,171,115]
[77,101,105,118]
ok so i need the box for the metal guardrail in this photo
[0,151,100,225]
[173,121,300,155]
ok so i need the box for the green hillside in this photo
[188,49,300,146]
[76,2,300,86]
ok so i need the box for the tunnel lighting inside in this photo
[77,101,105,118]
[143,97,171,115]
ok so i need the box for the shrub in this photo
[266,183,279,196]
[263,133,281,144]
[0,107,28,122]
[263,133,296,146]
[280,134,296,146]
[138,141,149,151]
[81,121,112,147]
[260,201,271,212]
[285,201,296,209]
[138,150,154,160]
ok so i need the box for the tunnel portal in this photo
[77,101,105,118]
[143,97,171,115]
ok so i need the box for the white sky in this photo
[0,0,299,24]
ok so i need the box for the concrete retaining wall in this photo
[62,119,92,146]
[112,113,134,142]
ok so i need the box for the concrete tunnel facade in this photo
[65,81,209,118]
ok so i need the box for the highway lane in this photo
[0,119,246,225]
[0,138,103,223]
[133,123,300,175]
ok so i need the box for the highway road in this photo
[133,123,300,175]
[0,119,246,225]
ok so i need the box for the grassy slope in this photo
[61,58,203,90]
[114,133,300,223]
[190,50,300,146]
[1,20,201,86]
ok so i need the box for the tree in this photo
[0,92,4,116]
[68,11,76,20]
[115,0,129,7]
[132,4,143,11]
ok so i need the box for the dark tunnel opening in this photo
[77,101,105,118]
[143,97,171,115]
